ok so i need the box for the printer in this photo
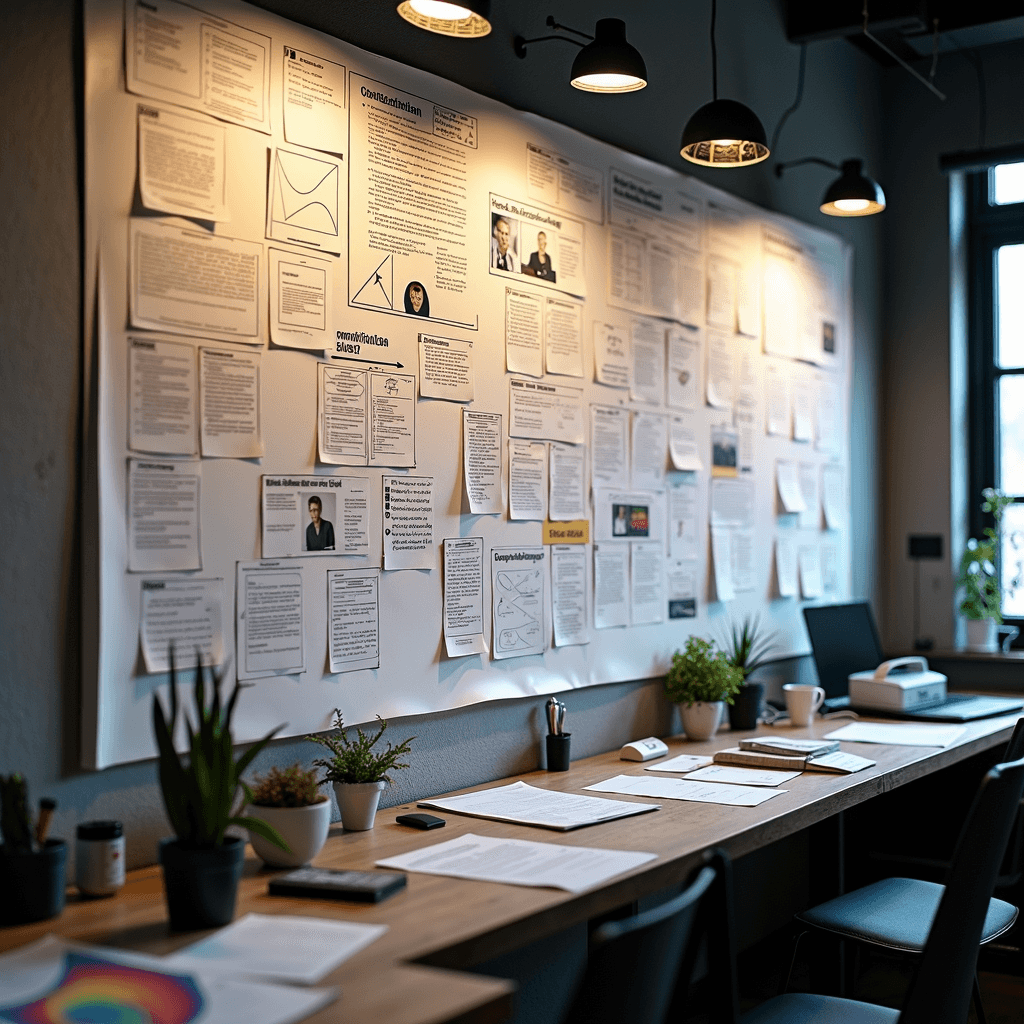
[848,656,948,712]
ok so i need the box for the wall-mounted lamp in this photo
[680,0,769,167]
[775,157,886,217]
[515,17,648,93]
[397,0,491,39]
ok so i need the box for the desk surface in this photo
[2,714,1020,1024]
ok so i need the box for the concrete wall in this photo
[0,0,882,869]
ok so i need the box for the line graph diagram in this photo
[270,149,340,241]
[353,254,394,310]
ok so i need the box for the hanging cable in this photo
[771,44,807,157]
[929,18,940,82]
[964,48,987,151]
[710,0,718,100]
[861,0,945,100]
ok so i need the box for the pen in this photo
[546,697,559,736]
[556,701,566,736]
[35,797,56,848]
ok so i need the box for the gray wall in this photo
[0,0,882,869]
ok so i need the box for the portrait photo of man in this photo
[490,214,520,274]
[305,494,336,551]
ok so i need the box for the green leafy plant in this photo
[308,712,414,785]
[664,637,743,708]
[957,488,1022,622]
[152,650,288,851]
[721,614,779,682]
[249,764,327,808]
[0,774,33,853]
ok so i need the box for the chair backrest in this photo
[900,752,1024,1024]
[998,718,1024,885]
[561,855,723,1024]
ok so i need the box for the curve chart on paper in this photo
[272,150,340,237]
[0,951,204,1024]
[493,569,543,653]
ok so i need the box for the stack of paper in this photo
[824,723,967,748]
[585,774,786,807]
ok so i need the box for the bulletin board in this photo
[83,0,854,769]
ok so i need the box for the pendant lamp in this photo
[680,0,769,167]
[397,0,491,38]
[775,157,886,217]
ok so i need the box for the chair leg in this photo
[972,972,988,1024]
[781,930,808,995]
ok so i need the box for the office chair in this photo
[562,849,737,1024]
[780,718,1024,1024]
[741,749,1024,1024]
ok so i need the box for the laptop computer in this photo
[802,602,1024,722]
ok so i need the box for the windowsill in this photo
[916,649,1024,661]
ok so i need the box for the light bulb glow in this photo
[712,139,740,146]
[833,198,870,212]
[409,0,470,18]
[571,72,647,93]
[397,0,491,37]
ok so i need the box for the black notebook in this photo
[269,867,407,903]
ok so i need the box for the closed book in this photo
[713,747,807,770]
[739,738,840,757]
[268,867,407,903]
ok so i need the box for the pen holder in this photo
[546,733,571,772]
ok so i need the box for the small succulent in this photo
[308,712,414,785]
[249,764,327,808]
[665,637,743,708]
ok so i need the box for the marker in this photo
[35,798,56,848]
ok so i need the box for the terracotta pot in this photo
[680,701,724,741]
[245,800,332,867]
[333,781,387,831]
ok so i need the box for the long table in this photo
[2,714,1019,1024]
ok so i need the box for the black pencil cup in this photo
[0,839,67,926]
[546,733,572,772]
[728,683,764,732]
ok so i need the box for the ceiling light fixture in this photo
[775,157,886,217]
[397,0,491,39]
[514,17,647,94]
[680,0,769,167]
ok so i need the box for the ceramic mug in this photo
[783,684,825,726]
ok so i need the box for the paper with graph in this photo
[266,146,344,255]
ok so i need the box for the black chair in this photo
[741,749,1024,1024]
[780,718,1024,1024]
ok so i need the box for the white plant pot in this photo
[680,701,724,741]
[964,617,998,653]
[334,781,387,831]
[245,800,332,868]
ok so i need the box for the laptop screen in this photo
[802,602,884,701]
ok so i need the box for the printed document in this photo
[666,324,701,410]
[666,562,698,619]
[551,545,588,647]
[509,378,584,444]
[491,548,547,659]
[261,475,368,557]
[269,249,334,350]
[668,479,699,562]
[545,297,584,377]
[776,460,807,513]
[419,334,474,402]
[706,330,734,409]
[765,361,790,437]
[526,143,605,223]
[798,463,821,529]
[282,47,347,155]
[200,348,263,458]
[266,146,344,255]
[644,754,712,773]
[775,531,798,597]
[669,414,702,471]
[383,476,434,570]
[327,569,380,674]
[590,405,630,488]
[378,832,656,894]
[236,561,305,679]
[548,442,586,521]
[821,464,845,530]
[463,410,504,514]
[586,775,785,807]
[140,577,223,674]
[593,543,629,629]
[799,546,824,598]
[508,440,548,520]
[443,538,488,658]
[685,765,800,787]
[593,321,630,388]
[128,459,201,572]
[630,319,666,405]
[128,337,198,456]
[631,413,668,490]
[630,542,665,626]
[824,723,968,748]
[505,287,543,376]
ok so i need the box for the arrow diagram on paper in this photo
[331,354,405,368]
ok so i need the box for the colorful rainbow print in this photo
[0,951,204,1024]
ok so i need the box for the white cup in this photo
[783,684,825,727]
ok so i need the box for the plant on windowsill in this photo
[244,764,331,868]
[152,649,288,929]
[721,614,779,731]
[665,636,743,741]
[308,712,414,831]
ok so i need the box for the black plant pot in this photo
[159,835,245,930]
[0,839,67,925]
[728,683,764,732]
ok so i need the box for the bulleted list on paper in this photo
[383,475,435,570]
[462,410,503,514]
[127,459,201,572]
[443,537,488,657]
[419,334,474,402]
[236,561,305,679]
[128,337,198,456]
[140,577,224,674]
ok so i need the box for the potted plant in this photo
[722,615,778,731]
[244,764,331,868]
[664,637,743,741]
[308,712,414,831]
[152,650,288,929]
[0,776,65,926]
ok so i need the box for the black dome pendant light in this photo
[776,157,886,217]
[680,0,769,167]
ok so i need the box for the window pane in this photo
[999,376,1024,494]
[994,162,1024,205]
[997,245,1024,368]
[1000,503,1024,618]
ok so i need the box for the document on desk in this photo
[586,774,785,807]
[416,780,659,831]
[167,913,386,984]
[685,765,801,787]
[824,723,968,748]
[376,833,656,894]
[643,753,713,773]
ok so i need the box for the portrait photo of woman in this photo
[403,280,430,316]
[524,230,556,282]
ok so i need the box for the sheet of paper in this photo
[824,723,968,748]
[799,546,824,598]
[548,442,586,521]
[594,321,630,388]
[545,297,584,377]
[318,364,367,465]
[327,568,380,674]
[419,333,474,402]
[821,464,845,530]
[594,489,663,542]
[129,219,261,343]
[491,547,547,659]
[168,913,384,985]
[140,577,223,674]
[590,405,630,488]
[261,475,368,557]
[377,832,656,894]
[128,337,198,456]
[711,478,754,528]
[810,751,876,773]
[706,255,737,331]
[706,330,734,409]
[383,476,435,570]
[668,479,699,562]
[630,542,665,626]
[816,380,841,452]
[798,462,821,529]
[269,248,334,350]
[593,543,629,628]
[710,526,735,602]
[128,458,201,572]
[417,781,657,831]
[505,287,543,376]
[266,146,344,255]
[644,754,712,773]
[686,765,800,787]
[125,0,272,133]
[710,421,738,475]
[526,143,605,223]
[199,348,263,458]
[508,441,548,521]
[765,361,790,437]
[776,460,807,513]
[666,324,701,410]
[793,381,814,441]
[631,413,667,490]
[733,338,759,474]
[509,378,585,444]
[630,319,665,405]
[551,545,588,647]
[443,538,488,658]
[822,541,840,595]
[236,560,304,679]
[775,531,798,597]
[669,414,702,471]
[666,561,698,619]
[709,478,755,594]
[138,104,228,221]
[282,47,347,155]
[368,371,416,467]
[585,774,784,807]
[463,410,504,514]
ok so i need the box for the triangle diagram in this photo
[353,254,394,310]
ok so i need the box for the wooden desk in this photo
[2,714,1019,1024]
